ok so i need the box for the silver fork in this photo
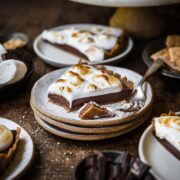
[130,59,164,102]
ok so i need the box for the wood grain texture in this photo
[0,1,179,179]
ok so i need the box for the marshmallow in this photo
[9,60,27,84]
[0,59,27,86]
[154,115,180,152]
[0,125,13,152]
[48,64,123,107]
[0,60,17,85]
[41,26,123,62]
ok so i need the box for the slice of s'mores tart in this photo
[41,26,126,62]
[47,64,133,112]
[152,112,180,160]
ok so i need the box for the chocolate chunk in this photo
[81,151,153,180]
[114,152,131,178]
[85,168,96,180]
[95,153,106,180]
[86,156,95,168]
[125,158,149,180]
[107,164,121,180]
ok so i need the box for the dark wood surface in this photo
[0,1,179,179]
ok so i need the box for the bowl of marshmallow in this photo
[0,44,33,100]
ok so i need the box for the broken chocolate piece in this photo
[127,158,149,179]
[107,164,121,180]
[76,151,153,180]
[114,152,131,178]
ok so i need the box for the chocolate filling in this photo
[48,83,132,112]
[46,42,89,60]
[152,130,180,160]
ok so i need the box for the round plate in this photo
[33,24,133,67]
[0,117,35,180]
[139,125,180,180]
[70,0,180,7]
[142,37,180,80]
[31,66,153,127]
[32,103,151,134]
[35,114,146,141]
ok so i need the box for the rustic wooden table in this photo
[0,1,179,179]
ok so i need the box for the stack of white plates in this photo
[30,66,153,141]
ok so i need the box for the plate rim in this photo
[33,23,133,67]
[35,114,147,141]
[138,124,152,165]
[0,117,35,180]
[31,66,154,126]
[32,104,151,134]
[69,0,180,7]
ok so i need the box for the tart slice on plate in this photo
[0,125,21,174]
[152,111,180,160]
[48,64,134,111]
[41,26,126,62]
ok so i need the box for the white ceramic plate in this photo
[35,114,147,141]
[70,0,180,7]
[33,24,133,68]
[0,117,35,180]
[139,125,180,180]
[32,104,151,134]
[31,66,153,127]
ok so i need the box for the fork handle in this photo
[138,59,164,86]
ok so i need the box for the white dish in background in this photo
[70,0,180,7]
[139,125,180,180]
[0,117,34,180]
[33,24,133,68]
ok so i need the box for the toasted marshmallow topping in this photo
[154,115,180,151]
[41,26,123,61]
[0,125,13,152]
[48,65,123,107]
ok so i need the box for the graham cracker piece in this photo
[166,35,180,48]
[78,102,115,120]
[166,47,180,72]
[151,48,170,61]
